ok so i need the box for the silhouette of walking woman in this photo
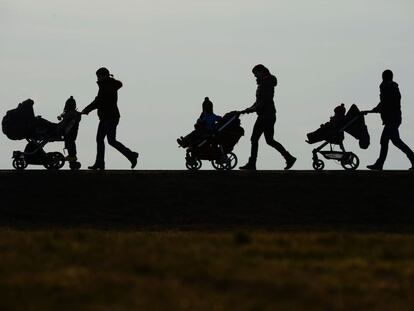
[240,64,296,170]
[366,69,414,170]
[82,67,138,170]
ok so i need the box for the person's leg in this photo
[180,130,200,147]
[250,118,265,162]
[95,120,107,167]
[378,126,392,167]
[263,117,296,169]
[105,119,136,161]
[65,139,77,159]
[368,126,391,170]
[240,118,264,169]
[263,118,290,158]
[64,127,78,161]
[389,125,414,166]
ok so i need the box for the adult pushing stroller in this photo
[178,111,244,170]
[2,99,81,170]
[306,104,370,170]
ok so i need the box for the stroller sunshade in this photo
[2,99,62,141]
[343,104,370,149]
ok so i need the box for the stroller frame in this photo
[311,114,362,171]
[184,112,241,171]
[12,122,80,170]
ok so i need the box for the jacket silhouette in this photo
[83,77,123,119]
[250,74,278,118]
[373,80,402,125]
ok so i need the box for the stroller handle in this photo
[361,110,374,115]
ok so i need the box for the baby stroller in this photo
[306,104,370,170]
[179,111,244,170]
[2,99,81,170]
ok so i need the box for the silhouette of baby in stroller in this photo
[177,97,244,170]
[306,103,370,170]
[306,103,347,147]
[177,97,222,148]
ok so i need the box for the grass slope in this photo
[1,230,414,310]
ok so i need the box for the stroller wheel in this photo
[341,153,359,171]
[225,152,238,170]
[45,152,65,170]
[212,152,238,171]
[12,157,28,170]
[186,158,202,170]
[69,161,81,170]
[312,159,325,171]
[212,159,226,171]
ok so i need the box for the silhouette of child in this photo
[57,96,81,162]
[177,97,222,147]
[329,103,346,128]
[306,103,347,144]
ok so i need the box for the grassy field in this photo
[1,230,413,311]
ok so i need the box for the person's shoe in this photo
[284,155,297,170]
[69,161,81,170]
[239,162,256,170]
[65,155,78,162]
[367,164,382,171]
[88,163,105,170]
[130,152,139,169]
[177,137,188,148]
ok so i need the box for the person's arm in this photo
[242,81,270,114]
[82,97,100,115]
[194,113,204,129]
[82,85,104,115]
[244,100,264,114]
[196,112,205,123]
[371,103,382,113]
[365,86,386,115]
[371,83,400,114]
[57,111,65,121]
[114,79,123,90]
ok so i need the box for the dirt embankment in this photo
[0,170,413,231]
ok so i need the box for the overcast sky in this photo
[1,0,413,170]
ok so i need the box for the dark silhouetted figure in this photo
[82,67,138,170]
[58,96,81,165]
[177,97,222,148]
[239,64,296,170]
[366,69,414,170]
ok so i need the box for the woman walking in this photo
[240,64,296,170]
[82,67,138,170]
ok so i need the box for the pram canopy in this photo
[306,104,370,149]
[212,111,244,152]
[343,104,370,149]
[2,99,60,141]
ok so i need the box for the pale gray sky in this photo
[1,0,413,169]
